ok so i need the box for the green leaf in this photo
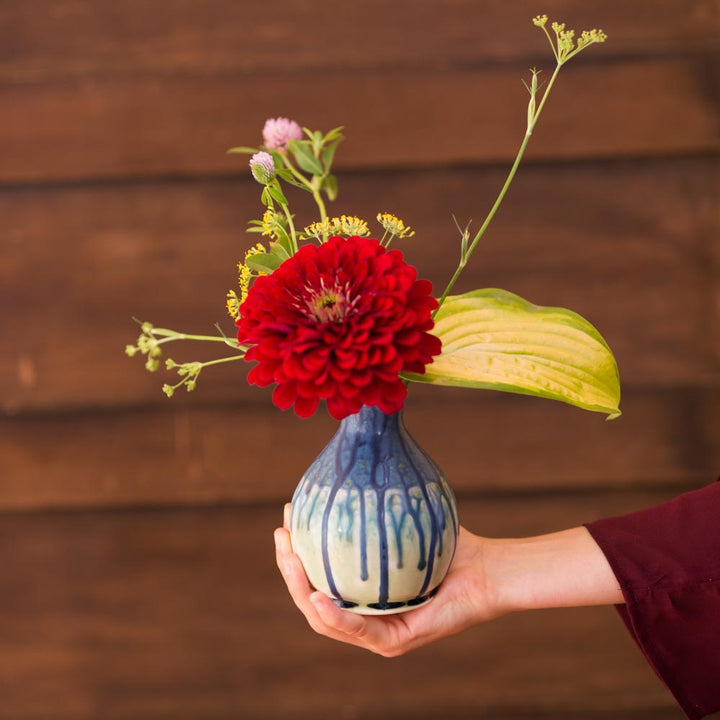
[275,168,309,190]
[323,126,345,143]
[246,253,283,273]
[273,226,294,256]
[227,146,259,154]
[321,142,339,170]
[269,240,291,262]
[289,140,324,175]
[404,289,621,419]
[266,181,287,206]
[323,174,339,202]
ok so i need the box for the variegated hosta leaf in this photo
[404,289,621,419]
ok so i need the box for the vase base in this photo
[330,588,437,615]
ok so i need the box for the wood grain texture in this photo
[1,387,718,511]
[1,4,718,719]
[2,0,718,82]
[2,55,719,184]
[0,493,689,720]
[3,157,717,413]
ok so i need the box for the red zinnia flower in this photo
[236,235,442,420]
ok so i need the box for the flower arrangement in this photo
[126,16,620,423]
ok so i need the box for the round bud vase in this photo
[289,404,459,614]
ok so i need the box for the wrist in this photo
[481,527,624,614]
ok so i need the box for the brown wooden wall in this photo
[2,2,719,718]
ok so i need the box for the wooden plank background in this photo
[2,1,719,718]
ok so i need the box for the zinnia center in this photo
[303,284,356,324]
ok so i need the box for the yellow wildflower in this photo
[377,212,415,239]
[303,219,331,239]
[261,209,276,238]
[535,15,606,65]
[578,28,607,48]
[226,290,240,319]
[237,243,266,305]
[330,215,370,236]
[303,216,370,239]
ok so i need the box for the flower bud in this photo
[527,71,538,130]
[249,152,276,184]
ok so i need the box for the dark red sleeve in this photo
[585,481,720,720]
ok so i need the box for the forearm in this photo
[482,526,624,615]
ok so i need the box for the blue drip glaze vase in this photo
[290,405,459,615]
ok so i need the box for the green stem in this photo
[279,152,329,242]
[280,203,299,252]
[434,133,531,312]
[150,328,241,348]
[164,353,247,396]
[311,184,328,229]
[434,61,562,315]
[197,354,247,368]
[528,61,562,134]
[280,153,312,188]
[540,24,560,63]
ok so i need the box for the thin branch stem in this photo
[196,355,247,368]
[279,151,330,242]
[528,62,563,134]
[434,61,563,315]
[311,185,328,228]
[149,328,241,348]
[279,203,299,252]
[280,154,313,189]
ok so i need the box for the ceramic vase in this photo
[289,405,459,614]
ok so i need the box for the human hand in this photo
[274,504,506,657]
[275,502,623,656]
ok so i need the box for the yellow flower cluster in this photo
[304,215,370,239]
[260,209,276,238]
[578,28,608,48]
[226,290,241,319]
[377,212,415,239]
[533,14,606,64]
[228,243,266,317]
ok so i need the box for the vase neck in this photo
[341,404,404,436]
